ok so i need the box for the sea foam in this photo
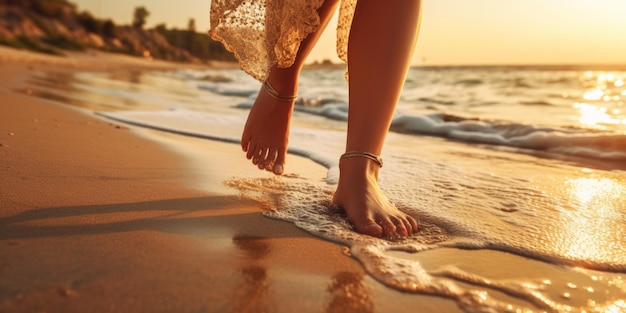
[225,166,626,313]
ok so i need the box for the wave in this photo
[226,91,626,164]
[454,78,484,86]
[390,113,626,161]
[196,76,626,165]
[198,84,258,97]
[518,100,554,106]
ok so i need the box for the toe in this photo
[256,148,268,168]
[272,164,284,175]
[402,219,413,235]
[262,148,278,171]
[392,217,408,237]
[266,148,278,163]
[356,220,383,238]
[349,212,384,237]
[380,220,397,238]
[246,143,257,160]
[241,134,250,152]
[407,215,418,234]
[273,147,287,175]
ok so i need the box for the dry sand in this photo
[0,47,461,312]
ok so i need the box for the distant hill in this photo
[0,0,235,63]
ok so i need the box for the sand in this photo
[4,46,624,313]
[0,47,462,312]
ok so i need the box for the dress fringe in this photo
[209,0,356,82]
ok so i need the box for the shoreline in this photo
[3,46,624,312]
[0,46,240,72]
[0,47,463,312]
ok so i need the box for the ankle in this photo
[338,157,380,179]
[267,69,299,95]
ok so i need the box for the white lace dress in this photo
[209,0,356,82]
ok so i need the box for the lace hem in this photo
[209,0,356,82]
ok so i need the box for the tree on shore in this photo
[101,20,117,38]
[187,18,196,53]
[187,18,196,33]
[132,6,149,29]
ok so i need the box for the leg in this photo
[332,0,422,238]
[242,0,340,175]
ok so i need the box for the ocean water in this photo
[23,65,626,312]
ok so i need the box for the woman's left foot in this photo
[241,81,297,175]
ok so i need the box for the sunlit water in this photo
[22,66,626,312]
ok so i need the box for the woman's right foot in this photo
[332,156,418,239]
[241,81,297,175]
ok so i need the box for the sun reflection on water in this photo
[557,177,625,262]
[574,72,626,129]
[573,102,623,127]
[568,177,623,208]
[573,71,626,129]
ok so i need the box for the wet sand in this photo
[0,47,461,312]
[3,46,624,313]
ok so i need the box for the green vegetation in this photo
[155,24,235,62]
[0,36,61,55]
[44,35,85,51]
[75,12,118,39]
[132,6,149,29]
[0,0,235,62]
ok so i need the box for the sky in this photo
[71,0,626,66]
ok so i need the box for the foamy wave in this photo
[236,94,626,162]
[392,113,626,161]
[226,173,626,313]
[234,89,626,163]
[96,109,343,171]
[193,69,261,98]
[198,84,258,97]
[235,94,351,122]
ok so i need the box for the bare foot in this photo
[332,157,418,238]
[241,81,296,175]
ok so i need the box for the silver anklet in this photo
[263,80,297,101]
[340,151,383,168]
